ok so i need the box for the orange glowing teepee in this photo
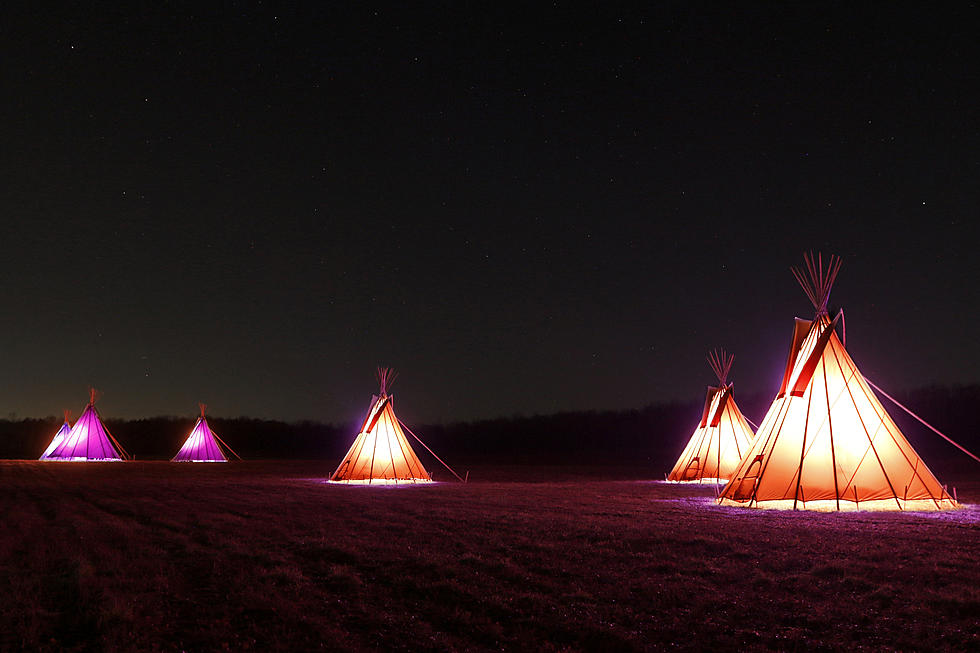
[330,368,432,484]
[667,350,755,483]
[718,254,958,511]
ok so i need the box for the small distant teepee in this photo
[667,350,755,483]
[46,389,129,461]
[173,404,240,462]
[718,254,958,511]
[330,368,434,484]
[39,410,73,460]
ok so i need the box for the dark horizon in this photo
[5,385,978,474]
[1,5,976,422]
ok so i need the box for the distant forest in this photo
[2,385,978,476]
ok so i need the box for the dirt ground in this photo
[0,460,977,651]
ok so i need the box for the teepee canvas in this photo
[39,410,72,460]
[330,368,432,484]
[46,390,129,461]
[173,404,239,462]
[718,254,957,511]
[667,350,755,483]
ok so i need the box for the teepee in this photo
[39,410,73,460]
[667,350,755,483]
[330,368,433,484]
[173,404,239,462]
[718,254,957,511]
[46,389,129,461]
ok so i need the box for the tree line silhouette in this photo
[1,385,977,474]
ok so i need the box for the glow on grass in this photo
[718,497,958,512]
[326,478,434,486]
[664,478,729,485]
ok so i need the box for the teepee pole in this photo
[344,430,372,478]
[730,400,747,461]
[211,430,242,460]
[85,406,92,459]
[393,414,425,480]
[751,380,798,507]
[864,377,980,464]
[821,357,841,511]
[716,407,722,489]
[389,410,418,479]
[398,418,465,482]
[792,375,815,510]
[690,405,713,481]
[825,342,905,509]
[98,408,131,460]
[848,371,944,509]
[368,421,379,484]
[384,417,399,479]
[830,338,946,508]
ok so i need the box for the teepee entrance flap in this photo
[778,318,814,398]
[790,311,842,397]
[708,384,733,428]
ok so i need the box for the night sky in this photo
[1,4,977,423]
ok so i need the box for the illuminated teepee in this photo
[172,404,239,462]
[667,350,755,483]
[46,389,129,461]
[39,410,72,460]
[718,254,958,511]
[330,368,433,484]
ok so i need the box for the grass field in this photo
[0,461,977,651]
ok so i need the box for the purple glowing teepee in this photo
[172,404,239,462]
[39,410,72,460]
[46,390,128,461]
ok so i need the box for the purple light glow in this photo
[172,416,228,462]
[45,403,124,461]
[38,420,71,460]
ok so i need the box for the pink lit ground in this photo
[0,461,977,651]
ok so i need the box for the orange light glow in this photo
[327,478,433,486]
[667,385,755,483]
[330,393,432,483]
[718,315,958,511]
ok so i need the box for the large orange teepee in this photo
[718,254,958,511]
[667,350,755,483]
[330,368,432,484]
